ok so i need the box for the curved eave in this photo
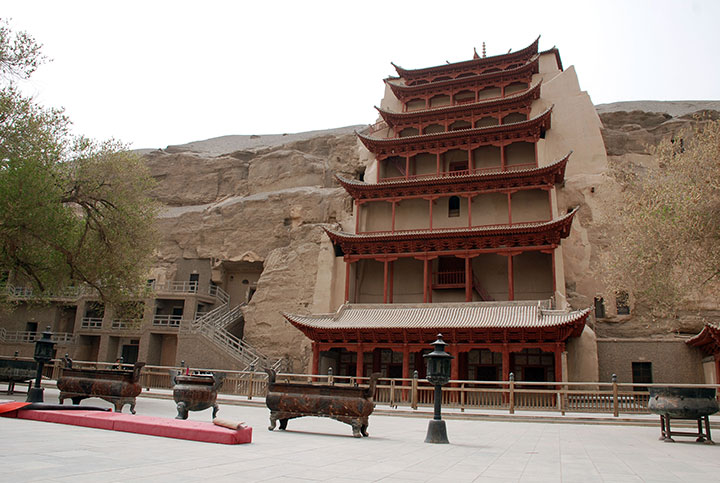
[283,304,590,344]
[687,323,720,355]
[357,106,552,158]
[386,56,539,100]
[323,207,578,258]
[335,152,570,200]
[392,37,540,80]
[376,82,542,127]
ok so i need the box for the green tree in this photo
[0,20,158,305]
[601,118,720,316]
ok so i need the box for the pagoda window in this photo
[505,142,536,169]
[448,196,461,217]
[453,90,475,104]
[423,123,444,134]
[449,120,472,131]
[406,98,425,111]
[502,112,527,124]
[475,116,499,128]
[472,145,502,171]
[477,86,501,100]
[429,94,451,108]
[443,148,468,172]
[510,190,550,223]
[505,82,528,95]
[399,127,419,137]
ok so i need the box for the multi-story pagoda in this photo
[285,38,596,383]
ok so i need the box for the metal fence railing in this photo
[3,357,715,418]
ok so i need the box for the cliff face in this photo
[142,102,720,365]
[143,128,365,370]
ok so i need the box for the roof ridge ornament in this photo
[473,47,480,60]
[482,42,486,58]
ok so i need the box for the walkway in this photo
[1,388,719,482]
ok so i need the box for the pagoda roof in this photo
[386,56,539,102]
[335,152,571,200]
[325,207,578,257]
[357,106,553,160]
[284,300,590,344]
[376,82,542,128]
[391,37,540,82]
[540,47,564,71]
[687,323,720,355]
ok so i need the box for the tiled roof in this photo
[335,152,570,190]
[375,81,541,122]
[284,301,590,331]
[687,323,720,354]
[325,207,577,242]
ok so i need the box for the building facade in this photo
[285,39,601,383]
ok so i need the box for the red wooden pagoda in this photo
[285,38,589,383]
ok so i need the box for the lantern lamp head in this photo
[423,333,453,386]
[33,326,56,363]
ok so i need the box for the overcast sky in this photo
[4,0,720,150]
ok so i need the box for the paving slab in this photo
[1,388,719,482]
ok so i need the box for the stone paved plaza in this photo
[1,388,720,482]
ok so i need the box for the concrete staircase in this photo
[187,302,286,371]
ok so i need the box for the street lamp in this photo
[423,333,454,444]
[26,326,56,403]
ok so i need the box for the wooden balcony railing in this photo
[380,162,536,183]
[13,358,716,418]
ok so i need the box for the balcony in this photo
[380,162,536,184]
[111,319,141,330]
[150,281,229,305]
[0,328,75,344]
[80,317,103,329]
[152,314,184,329]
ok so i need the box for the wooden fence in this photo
[12,358,713,417]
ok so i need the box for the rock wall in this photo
[142,103,720,368]
[143,129,365,369]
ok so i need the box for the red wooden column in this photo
[402,344,410,379]
[389,261,394,304]
[356,343,364,377]
[449,344,459,381]
[467,149,473,172]
[312,343,320,375]
[344,258,351,303]
[554,343,564,383]
[500,143,506,171]
[423,257,429,303]
[383,259,389,303]
[405,156,410,180]
[501,344,511,380]
[465,257,472,302]
[390,200,397,232]
[508,255,515,301]
[436,152,441,175]
[466,195,473,228]
[355,200,360,233]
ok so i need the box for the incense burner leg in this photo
[176,401,188,420]
[279,418,289,430]
[212,403,219,419]
[268,413,277,431]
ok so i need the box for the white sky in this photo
[4,0,720,150]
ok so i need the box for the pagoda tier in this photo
[391,37,540,85]
[358,106,552,161]
[336,152,570,201]
[325,207,577,257]
[386,56,539,105]
[376,82,541,134]
[284,301,589,345]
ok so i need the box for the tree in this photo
[601,118,720,316]
[0,20,158,305]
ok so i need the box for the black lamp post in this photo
[26,326,56,403]
[423,333,454,444]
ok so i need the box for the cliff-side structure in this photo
[283,38,601,382]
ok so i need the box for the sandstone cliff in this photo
[142,101,720,366]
